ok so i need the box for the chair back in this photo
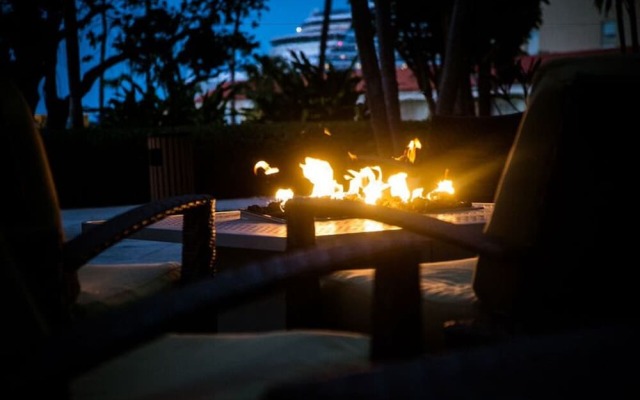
[473,54,640,329]
[422,112,523,203]
[0,78,78,343]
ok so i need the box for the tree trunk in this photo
[44,66,70,130]
[99,0,108,119]
[230,7,242,125]
[456,66,475,115]
[63,0,84,128]
[477,59,492,116]
[11,2,62,116]
[318,0,333,72]
[616,0,627,53]
[43,17,68,129]
[437,0,473,116]
[374,0,402,154]
[144,0,154,98]
[626,0,639,53]
[350,0,393,157]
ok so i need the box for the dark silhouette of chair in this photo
[0,76,216,329]
[261,52,640,397]
[418,111,523,203]
[283,52,640,350]
[4,53,639,399]
[1,75,418,399]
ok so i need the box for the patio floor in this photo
[62,196,285,331]
[61,197,274,265]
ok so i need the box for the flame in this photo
[406,138,422,164]
[393,138,422,164]
[255,139,458,209]
[254,160,280,176]
[427,179,455,199]
[275,188,294,205]
[388,172,410,203]
[426,170,455,201]
[345,166,388,204]
[300,157,344,198]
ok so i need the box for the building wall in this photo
[400,99,430,121]
[537,0,640,53]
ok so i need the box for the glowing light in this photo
[254,138,460,210]
[254,160,280,176]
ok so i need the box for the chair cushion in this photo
[320,257,479,351]
[75,263,181,317]
[71,330,370,400]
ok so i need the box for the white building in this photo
[245,0,638,122]
[270,7,358,70]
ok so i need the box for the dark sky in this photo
[36,0,351,116]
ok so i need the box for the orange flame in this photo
[255,139,457,208]
[300,157,344,198]
[254,160,280,176]
[393,138,422,163]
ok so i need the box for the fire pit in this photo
[251,138,474,220]
[245,195,474,223]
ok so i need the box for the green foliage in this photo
[493,57,541,110]
[0,0,267,127]
[42,118,518,206]
[241,51,363,123]
[390,0,548,115]
[193,81,235,126]
[99,78,162,128]
[100,75,232,128]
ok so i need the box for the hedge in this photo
[42,116,521,209]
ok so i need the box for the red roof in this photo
[196,48,622,103]
[354,67,421,92]
[356,48,622,93]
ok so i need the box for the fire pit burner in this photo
[245,197,475,223]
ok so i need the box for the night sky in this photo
[35,0,351,116]
[254,0,351,54]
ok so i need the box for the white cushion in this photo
[75,262,181,316]
[320,257,479,351]
[72,330,370,400]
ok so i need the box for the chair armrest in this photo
[62,194,215,280]
[22,234,426,388]
[284,197,516,259]
[282,197,525,361]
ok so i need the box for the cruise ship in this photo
[269,8,359,70]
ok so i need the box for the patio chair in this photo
[282,52,640,352]
[4,53,638,400]
[0,76,216,326]
[1,75,424,399]
[417,111,523,203]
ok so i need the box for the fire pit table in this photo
[81,198,493,330]
[82,200,493,255]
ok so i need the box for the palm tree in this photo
[63,0,84,128]
[374,0,402,153]
[350,0,394,157]
[318,0,333,72]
